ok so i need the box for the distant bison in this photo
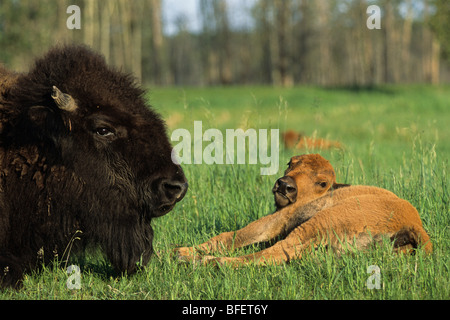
[282,130,342,150]
[0,45,188,288]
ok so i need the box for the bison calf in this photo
[176,154,431,266]
[0,45,187,288]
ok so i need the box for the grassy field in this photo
[1,85,449,300]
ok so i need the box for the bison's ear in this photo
[51,86,77,112]
[331,183,351,190]
[25,105,70,147]
[28,106,62,134]
[28,106,50,126]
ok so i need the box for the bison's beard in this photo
[84,200,155,274]
[78,178,156,274]
[102,215,154,274]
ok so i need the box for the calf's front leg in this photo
[175,206,295,258]
[200,232,316,267]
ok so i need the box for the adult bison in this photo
[0,45,188,288]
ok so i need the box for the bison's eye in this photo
[317,181,328,188]
[95,127,115,137]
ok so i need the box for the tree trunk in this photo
[131,1,143,84]
[150,0,165,85]
[270,0,293,87]
[100,1,114,65]
[431,37,441,84]
[84,0,96,48]
[383,0,395,83]
[316,0,331,86]
[401,0,413,82]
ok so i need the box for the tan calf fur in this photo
[176,154,432,266]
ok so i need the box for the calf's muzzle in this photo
[272,176,297,209]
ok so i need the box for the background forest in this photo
[1,0,449,87]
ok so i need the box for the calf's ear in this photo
[331,183,351,190]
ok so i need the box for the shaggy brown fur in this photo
[176,154,431,267]
[0,45,188,288]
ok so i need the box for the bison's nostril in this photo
[275,177,297,195]
[162,180,188,202]
[286,186,296,193]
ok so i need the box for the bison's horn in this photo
[51,86,77,112]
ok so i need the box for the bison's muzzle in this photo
[272,176,297,209]
[151,166,188,217]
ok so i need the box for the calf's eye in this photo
[318,181,328,188]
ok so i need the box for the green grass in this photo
[1,85,449,299]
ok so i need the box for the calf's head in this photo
[272,154,336,209]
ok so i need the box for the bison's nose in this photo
[273,176,297,196]
[272,176,297,209]
[161,179,188,203]
[153,177,188,217]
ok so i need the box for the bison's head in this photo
[8,45,188,219]
[272,154,337,209]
